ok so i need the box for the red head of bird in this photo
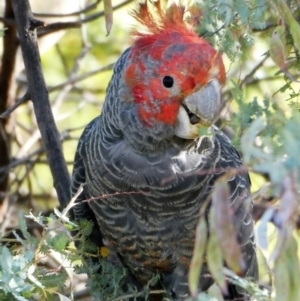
[116,1,225,147]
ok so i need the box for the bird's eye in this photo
[162,76,174,88]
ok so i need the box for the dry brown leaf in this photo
[211,179,245,275]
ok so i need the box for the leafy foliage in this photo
[190,0,300,300]
[1,0,300,300]
[196,0,268,59]
[0,212,70,300]
[0,207,133,301]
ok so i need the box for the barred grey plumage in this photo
[71,2,258,300]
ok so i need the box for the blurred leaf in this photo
[11,293,29,301]
[241,118,267,162]
[286,237,300,301]
[223,268,270,300]
[18,213,39,245]
[39,272,67,289]
[0,246,13,274]
[51,232,69,251]
[256,207,276,258]
[207,283,225,301]
[269,23,298,82]
[27,265,44,289]
[275,0,300,52]
[207,226,227,293]
[185,291,220,301]
[269,173,298,263]
[211,179,245,275]
[56,293,72,301]
[274,173,298,228]
[103,0,113,36]
[188,217,208,298]
[13,231,34,262]
[273,235,300,301]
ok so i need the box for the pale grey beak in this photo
[184,79,222,125]
[174,79,222,139]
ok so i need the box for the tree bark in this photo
[0,0,17,208]
[11,0,71,208]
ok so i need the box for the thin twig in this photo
[33,0,101,18]
[240,55,269,87]
[37,0,134,37]
[0,148,43,178]
[52,45,91,115]
[48,63,115,92]
[0,128,76,175]
[0,90,31,118]
[17,63,115,90]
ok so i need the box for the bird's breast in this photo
[85,137,214,279]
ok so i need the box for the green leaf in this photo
[235,0,250,23]
[18,213,39,245]
[39,272,67,289]
[51,232,69,251]
[27,265,44,289]
[12,292,29,301]
[0,246,13,274]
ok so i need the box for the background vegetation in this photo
[0,0,300,300]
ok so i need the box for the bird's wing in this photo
[71,117,104,249]
[215,132,258,300]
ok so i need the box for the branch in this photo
[0,90,30,118]
[11,0,71,208]
[33,0,101,18]
[0,0,19,204]
[48,63,115,93]
[37,0,134,38]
